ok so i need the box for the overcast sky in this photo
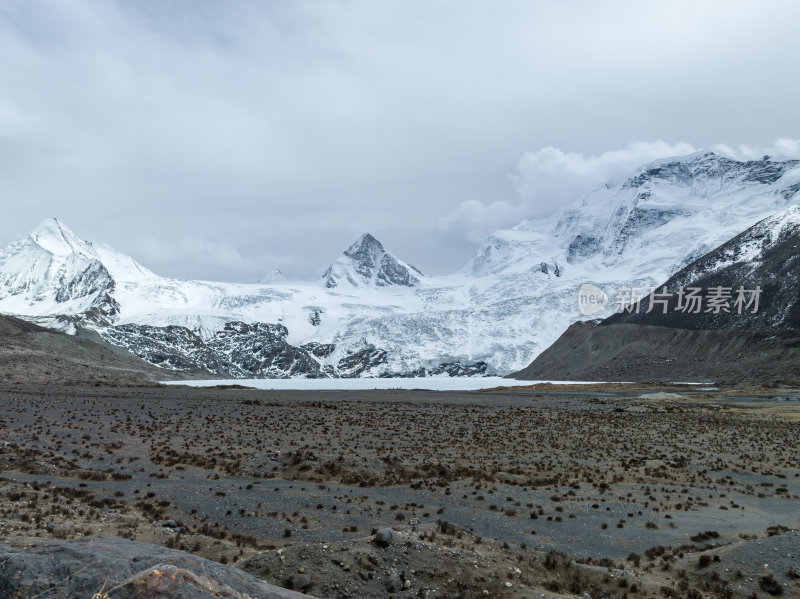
[1,1,799,281]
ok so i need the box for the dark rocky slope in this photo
[101,319,487,379]
[513,321,800,384]
[0,313,170,385]
[605,204,800,330]
[513,206,800,384]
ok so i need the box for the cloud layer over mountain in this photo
[0,1,798,281]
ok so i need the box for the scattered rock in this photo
[373,527,394,548]
[287,573,312,592]
[386,572,403,592]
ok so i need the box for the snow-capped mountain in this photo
[321,233,423,288]
[468,151,798,280]
[605,203,800,330]
[0,151,798,377]
[513,203,800,383]
[257,267,286,285]
[0,218,120,328]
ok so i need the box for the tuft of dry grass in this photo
[90,579,110,599]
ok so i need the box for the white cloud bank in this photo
[712,138,800,162]
[1,1,799,279]
[438,139,800,246]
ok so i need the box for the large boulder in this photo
[0,537,313,599]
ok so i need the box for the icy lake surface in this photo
[163,377,600,391]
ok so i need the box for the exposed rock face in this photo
[566,234,601,263]
[429,361,489,377]
[0,537,313,598]
[605,204,800,330]
[101,321,323,378]
[300,341,336,359]
[102,324,227,374]
[336,344,388,377]
[101,321,400,378]
[606,204,690,256]
[622,151,799,189]
[397,361,489,378]
[321,233,422,288]
[513,205,800,384]
[207,322,323,377]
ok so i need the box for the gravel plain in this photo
[1,383,799,598]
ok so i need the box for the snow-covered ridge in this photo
[604,202,800,331]
[0,151,798,377]
[30,218,98,259]
[258,267,286,285]
[0,218,119,329]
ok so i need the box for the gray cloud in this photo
[436,139,800,248]
[0,1,798,281]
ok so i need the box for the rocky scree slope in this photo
[0,313,168,385]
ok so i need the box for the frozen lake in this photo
[163,377,599,391]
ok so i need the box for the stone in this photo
[386,572,403,592]
[373,527,394,548]
[0,537,314,598]
[288,573,312,591]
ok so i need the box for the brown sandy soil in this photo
[0,384,798,598]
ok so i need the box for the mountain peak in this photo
[322,233,422,289]
[258,267,287,285]
[344,233,384,256]
[624,150,799,192]
[342,233,384,262]
[30,218,97,259]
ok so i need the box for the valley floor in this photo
[1,384,799,598]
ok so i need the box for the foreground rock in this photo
[0,537,312,599]
[372,527,394,548]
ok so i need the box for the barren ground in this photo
[1,383,799,598]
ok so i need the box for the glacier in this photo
[0,150,798,377]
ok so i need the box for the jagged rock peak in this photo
[345,232,384,255]
[29,218,97,259]
[322,233,422,289]
[624,150,799,190]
